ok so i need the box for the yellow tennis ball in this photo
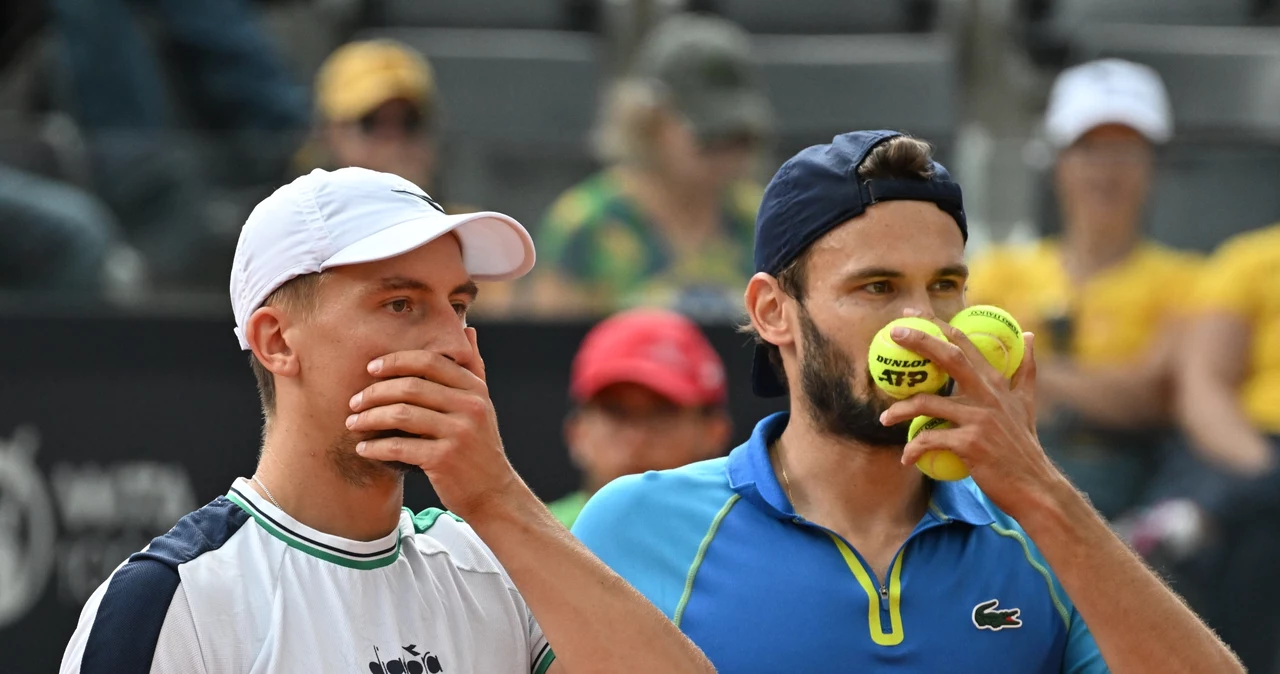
[907,416,970,481]
[950,305,1024,379]
[868,317,949,399]
[917,450,970,481]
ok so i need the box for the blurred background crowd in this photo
[3,0,1280,670]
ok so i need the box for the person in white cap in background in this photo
[966,58,1202,520]
[60,167,715,674]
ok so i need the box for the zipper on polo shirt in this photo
[794,515,896,607]
[791,507,962,646]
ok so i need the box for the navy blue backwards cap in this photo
[750,130,967,397]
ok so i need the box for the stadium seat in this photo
[372,28,600,145]
[0,131,63,181]
[1072,25,1280,137]
[367,0,575,30]
[704,0,935,34]
[752,33,958,154]
[1018,0,1263,68]
[1146,143,1280,252]
[359,28,603,227]
[1055,0,1255,26]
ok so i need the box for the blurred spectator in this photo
[528,13,773,319]
[966,59,1200,519]
[0,163,123,294]
[1120,222,1280,673]
[309,39,439,197]
[51,0,308,287]
[548,309,731,527]
[304,39,519,316]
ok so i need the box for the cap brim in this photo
[1047,104,1172,148]
[688,88,774,142]
[574,358,708,407]
[322,210,535,281]
[323,79,431,122]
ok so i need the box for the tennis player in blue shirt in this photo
[571,130,1241,673]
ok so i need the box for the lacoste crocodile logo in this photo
[972,599,1022,631]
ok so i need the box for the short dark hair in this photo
[248,273,325,416]
[742,134,936,390]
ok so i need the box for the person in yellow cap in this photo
[311,39,439,193]
[307,39,515,314]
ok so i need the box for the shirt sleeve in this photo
[571,475,679,616]
[573,470,735,622]
[60,559,206,674]
[524,598,556,674]
[149,585,207,674]
[1062,606,1109,674]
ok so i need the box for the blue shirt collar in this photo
[727,412,795,519]
[726,412,995,526]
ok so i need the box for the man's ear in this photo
[246,305,300,379]
[745,272,795,351]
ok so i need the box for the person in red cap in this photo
[548,309,732,526]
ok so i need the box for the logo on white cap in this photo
[229,167,535,350]
[391,189,446,214]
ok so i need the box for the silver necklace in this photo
[251,475,283,510]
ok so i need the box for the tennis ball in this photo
[917,450,970,481]
[907,414,951,442]
[868,317,949,399]
[949,305,1024,379]
[907,416,970,481]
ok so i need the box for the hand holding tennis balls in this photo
[880,315,1052,519]
[903,305,1024,482]
[868,317,950,399]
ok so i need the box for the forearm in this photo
[1180,383,1273,474]
[1174,313,1269,473]
[1039,362,1168,428]
[1016,479,1242,674]
[466,481,715,674]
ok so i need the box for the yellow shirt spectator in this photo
[1190,223,1280,433]
[967,240,1202,367]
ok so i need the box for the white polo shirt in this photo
[61,478,556,674]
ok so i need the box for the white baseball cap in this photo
[230,167,535,350]
[1044,58,1173,149]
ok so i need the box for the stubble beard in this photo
[327,430,419,487]
[797,308,910,448]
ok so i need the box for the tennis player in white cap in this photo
[61,167,714,674]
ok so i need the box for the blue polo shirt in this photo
[572,413,1108,673]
